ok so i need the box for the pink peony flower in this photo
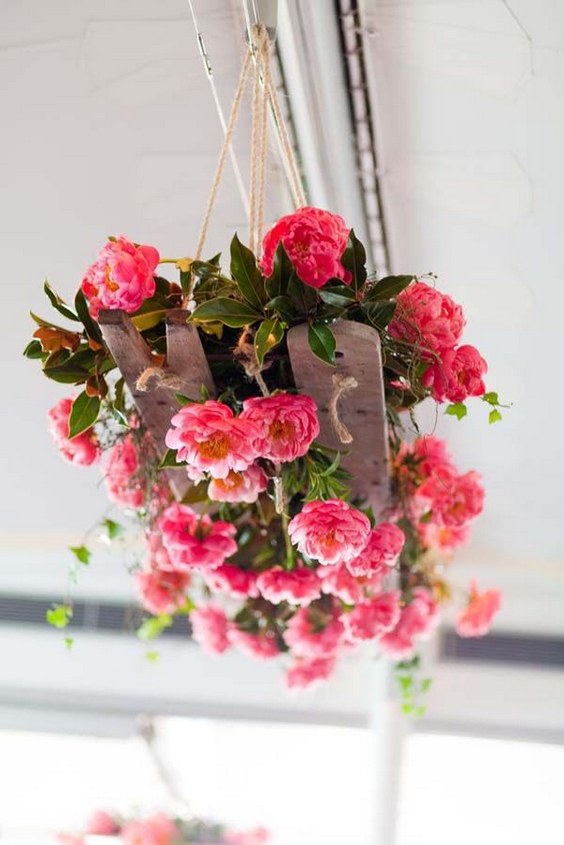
[283,607,344,658]
[456,581,501,638]
[418,521,471,553]
[47,397,101,467]
[165,400,262,480]
[346,522,405,577]
[240,393,320,463]
[208,464,268,503]
[159,503,237,570]
[380,588,440,658]
[285,655,337,689]
[136,567,190,615]
[423,344,488,403]
[85,810,120,836]
[341,592,401,642]
[417,468,485,528]
[388,281,465,356]
[81,235,159,319]
[201,564,259,598]
[190,604,230,654]
[256,566,321,606]
[261,206,351,289]
[103,434,145,509]
[121,814,178,845]
[228,627,280,659]
[317,563,367,605]
[288,499,371,566]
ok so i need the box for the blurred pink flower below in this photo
[456,581,501,637]
[84,810,120,836]
[121,814,178,845]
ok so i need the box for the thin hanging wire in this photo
[187,0,249,215]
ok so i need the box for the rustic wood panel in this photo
[98,308,216,501]
[287,321,389,517]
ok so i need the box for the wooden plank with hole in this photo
[97,308,216,501]
[287,321,389,516]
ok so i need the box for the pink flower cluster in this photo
[260,206,351,289]
[47,396,100,467]
[456,581,501,637]
[160,502,237,571]
[388,280,487,404]
[379,587,440,659]
[166,393,320,494]
[81,235,159,319]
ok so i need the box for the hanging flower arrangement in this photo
[57,808,268,845]
[24,25,505,710]
[25,207,503,706]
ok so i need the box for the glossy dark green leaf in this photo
[254,318,284,365]
[264,295,296,323]
[287,275,318,316]
[265,242,293,299]
[365,275,414,301]
[159,448,180,469]
[318,285,357,308]
[43,281,80,321]
[230,234,267,310]
[307,322,336,366]
[68,391,101,438]
[190,297,261,328]
[23,339,44,359]
[74,289,104,344]
[175,392,196,407]
[341,230,367,293]
[362,300,396,329]
[181,480,209,504]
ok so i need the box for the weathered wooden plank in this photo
[98,309,216,501]
[287,321,389,517]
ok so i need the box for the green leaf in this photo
[175,392,196,407]
[159,448,180,469]
[318,285,357,308]
[264,295,296,323]
[64,637,74,651]
[102,519,123,540]
[265,242,293,299]
[111,406,129,427]
[68,391,101,438]
[190,297,261,328]
[308,323,336,366]
[489,408,502,424]
[420,678,433,694]
[69,545,91,565]
[445,402,467,421]
[29,311,71,333]
[365,275,414,301]
[254,318,284,365]
[362,300,396,329]
[145,650,160,662]
[74,289,104,344]
[130,309,167,331]
[181,480,209,504]
[46,604,72,629]
[199,384,210,401]
[44,281,80,321]
[137,614,172,641]
[230,234,267,310]
[287,275,318,315]
[341,230,367,293]
[482,391,499,406]
[23,339,44,359]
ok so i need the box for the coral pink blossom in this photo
[283,607,344,658]
[190,604,230,654]
[201,564,259,598]
[226,828,270,845]
[122,814,178,845]
[136,567,190,615]
[456,581,501,638]
[346,523,405,577]
[208,464,268,503]
[341,592,401,642]
[85,811,119,836]
[417,469,485,528]
[240,393,320,462]
[317,563,367,605]
[228,627,280,659]
[418,521,471,553]
[104,434,145,509]
[423,344,488,403]
[388,281,465,356]
[159,503,237,570]
[165,400,262,480]
[261,206,351,289]
[81,236,159,319]
[47,397,100,467]
[285,655,337,689]
[256,566,321,606]
[288,499,371,566]
[380,588,440,658]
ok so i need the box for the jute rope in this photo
[329,373,359,444]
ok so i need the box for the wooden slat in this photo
[98,309,216,501]
[287,321,389,517]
